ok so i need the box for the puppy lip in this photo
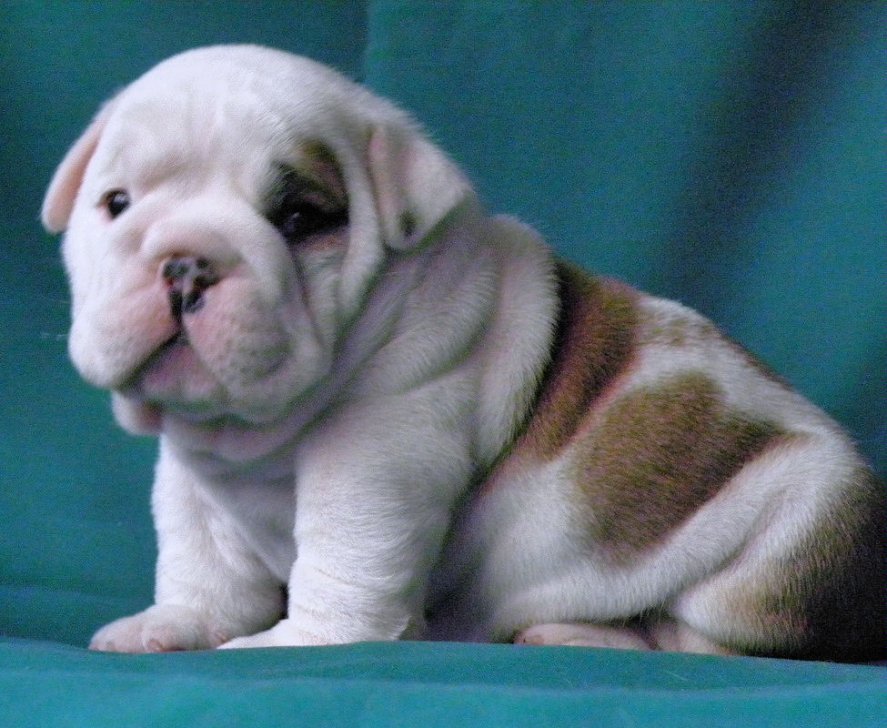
[116,328,189,395]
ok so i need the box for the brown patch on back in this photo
[518,263,639,459]
[572,373,784,559]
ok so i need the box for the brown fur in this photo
[570,373,784,560]
[519,263,639,459]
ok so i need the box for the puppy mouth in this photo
[122,330,185,385]
[117,325,212,403]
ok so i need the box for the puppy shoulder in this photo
[514,261,643,461]
[472,218,560,463]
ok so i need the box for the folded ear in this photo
[41,101,115,233]
[368,125,475,250]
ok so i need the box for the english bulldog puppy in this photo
[42,45,884,661]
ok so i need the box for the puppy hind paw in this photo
[514,623,654,651]
[645,619,736,656]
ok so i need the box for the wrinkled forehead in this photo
[91,50,370,190]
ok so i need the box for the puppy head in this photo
[42,45,473,431]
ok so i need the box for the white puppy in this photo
[42,45,883,661]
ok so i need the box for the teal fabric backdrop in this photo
[1,2,884,726]
[363,1,886,469]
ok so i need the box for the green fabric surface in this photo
[1,1,884,726]
[1,639,884,728]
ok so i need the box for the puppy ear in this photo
[41,101,114,233]
[368,125,474,250]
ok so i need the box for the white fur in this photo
[42,46,880,658]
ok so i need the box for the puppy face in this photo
[43,46,471,428]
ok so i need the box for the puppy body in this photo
[43,46,883,660]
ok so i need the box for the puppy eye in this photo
[102,189,131,218]
[274,196,343,243]
[266,168,348,245]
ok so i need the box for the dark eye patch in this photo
[265,166,347,245]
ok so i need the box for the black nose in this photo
[162,256,219,318]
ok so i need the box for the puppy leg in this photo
[666,442,884,662]
[515,623,654,651]
[222,395,475,648]
[90,446,284,653]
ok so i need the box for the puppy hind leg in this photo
[663,458,885,662]
[514,622,655,651]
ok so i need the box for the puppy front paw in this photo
[218,618,326,649]
[90,604,231,653]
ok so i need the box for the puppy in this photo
[42,45,883,661]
